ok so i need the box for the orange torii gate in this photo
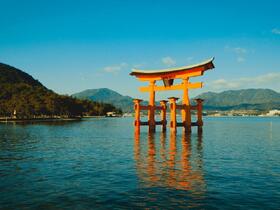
[130,57,215,133]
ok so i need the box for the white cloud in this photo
[103,62,128,74]
[245,72,280,84]
[210,79,240,90]
[207,72,280,91]
[161,56,176,67]
[225,46,247,63]
[272,28,280,35]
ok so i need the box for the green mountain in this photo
[0,63,120,118]
[72,88,135,112]
[194,89,280,111]
[73,88,280,112]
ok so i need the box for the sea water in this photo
[0,117,279,209]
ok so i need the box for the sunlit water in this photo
[0,117,279,209]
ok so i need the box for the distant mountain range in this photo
[195,89,280,111]
[73,88,280,112]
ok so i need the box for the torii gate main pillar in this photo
[182,78,192,133]
[148,81,156,132]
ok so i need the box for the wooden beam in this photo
[191,105,198,110]
[178,122,199,127]
[139,82,203,92]
[155,106,163,110]
[177,122,184,127]
[191,122,199,126]
[139,105,149,110]
[140,105,162,110]
[136,67,205,81]
[139,84,183,92]
[176,105,185,110]
[187,82,203,89]
[140,121,149,126]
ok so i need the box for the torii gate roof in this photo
[130,57,215,77]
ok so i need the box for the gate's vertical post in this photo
[148,80,156,132]
[160,100,168,132]
[182,78,192,133]
[133,99,142,133]
[168,97,179,133]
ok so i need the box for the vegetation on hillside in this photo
[72,88,135,112]
[195,89,280,111]
[0,63,121,118]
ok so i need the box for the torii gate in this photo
[130,57,215,133]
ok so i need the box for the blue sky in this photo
[0,0,280,99]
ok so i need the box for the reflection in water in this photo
[134,131,205,195]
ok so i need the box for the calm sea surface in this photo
[0,117,279,209]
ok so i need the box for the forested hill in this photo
[0,63,121,118]
[195,89,280,110]
[0,63,44,87]
[72,88,135,112]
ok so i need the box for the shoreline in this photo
[0,115,278,123]
[0,117,83,123]
[0,115,124,123]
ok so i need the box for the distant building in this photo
[106,112,121,117]
[122,113,133,117]
[12,109,17,119]
[266,110,280,116]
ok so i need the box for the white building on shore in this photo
[265,110,280,116]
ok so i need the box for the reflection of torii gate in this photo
[134,132,205,192]
[130,57,215,133]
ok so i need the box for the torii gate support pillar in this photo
[182,79,192,133]
[133,99,142,134]
[169,97,179,133]
[148,81,156,132]
[160,100,168,132]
